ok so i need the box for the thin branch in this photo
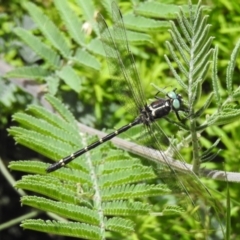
[2,60,240,183]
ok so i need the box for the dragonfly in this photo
[46,3,187,174]
[46,0,219,221]
[45,3,225,234]
[47,9,186,175]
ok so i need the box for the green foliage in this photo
[8,94,182,239]
[21,219,102,239]
[14,27,61,67]
[2,0,240,239]
[0,80,18,108]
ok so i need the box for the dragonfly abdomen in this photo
[46,119,140,173]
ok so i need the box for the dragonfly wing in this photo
[97,3,146,115]
[111,2,146,111]
[147,121,223,226]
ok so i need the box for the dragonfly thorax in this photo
[148,99,171,120]
[137,90,184,125]
[136,99,171,126]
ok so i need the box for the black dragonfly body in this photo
[46,5,186,173]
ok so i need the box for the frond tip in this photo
[21,219,102,239]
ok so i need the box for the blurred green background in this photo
[1,0,240,239]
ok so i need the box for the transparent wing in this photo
[146,121,223,225]
[111,2,145,110]
[97,2,146,114]
[97,2,222,230]
[97,2,197,217]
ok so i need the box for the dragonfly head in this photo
[167,89,188,121]
[167,89,183,111]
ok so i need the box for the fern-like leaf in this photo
[21,219,101,239]
[56,65,82,92]
[9,95,173,239]
[14,28,60,67]
[5,66,50,79]
[23,2,71,58]
[54,0,85,46]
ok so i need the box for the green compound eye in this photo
[167,91,177,99]
[173,99,181,110]
[167,91,181,110]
